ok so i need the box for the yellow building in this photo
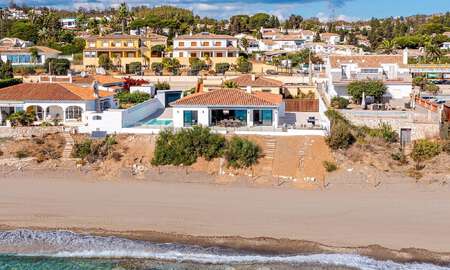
[83,33,167,72]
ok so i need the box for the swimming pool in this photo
[143,118,173,126]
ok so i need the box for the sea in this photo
[0,229,449,270]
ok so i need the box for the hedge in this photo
[0,78,23,89]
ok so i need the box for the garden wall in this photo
[0,126,64,139]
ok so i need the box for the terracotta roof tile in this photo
[229,75,283,87]
[0,83,114,101]
[172,88,282,107]
[175,33,237,40]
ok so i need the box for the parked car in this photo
[265,69,279,75]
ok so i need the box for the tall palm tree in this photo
[377,40,397,54]
[117,3,130,34]
[425,42,443,63]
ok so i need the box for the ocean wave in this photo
[0,229,449,270]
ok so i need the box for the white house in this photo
[325,51,412,100]
[320,33,341,45]
[171,88,284,129]
[0,38,61,66]
[60,18,77,30]
[0,83,116,126]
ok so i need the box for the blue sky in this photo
[1,0,450,21]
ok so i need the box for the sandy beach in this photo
[1,168,450,261]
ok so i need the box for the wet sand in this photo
[1,169,450,264]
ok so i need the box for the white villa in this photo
[0,38,61,66]
[170,88,284,129]
[0,83,116,126]
[325,52,413,100]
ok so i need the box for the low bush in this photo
[115,92,150,107]
[410,139,441,170]
[0,78,22,89]
[331,96,349,109]
[72,135,118,163]
[322,160,338,172]
[325,121,355,150]
[391,150,407,165]
[15,149,30,159]
[72,139,92,159]
[215,63,230,74]
[151,62,163,72]
[127,62,142,74]
[366,122,398,143]
[225,137,261,169]
[442,140,450,154]
[155,81,170,90]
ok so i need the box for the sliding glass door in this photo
[183,110,198,127]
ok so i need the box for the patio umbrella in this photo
[361,91,366,109]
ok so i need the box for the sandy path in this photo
[1,174,450,252]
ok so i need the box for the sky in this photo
[1,0,450,21]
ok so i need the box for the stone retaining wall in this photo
[0,126,64,139]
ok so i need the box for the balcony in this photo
[331,72,412,84]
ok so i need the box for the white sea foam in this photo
[1,229,449,270]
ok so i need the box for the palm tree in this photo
[117,3,130,33]
[425,42,443,63]
[377,40,397,54]
[223,80,239,88]
[29,47,39,65]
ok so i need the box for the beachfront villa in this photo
[325,52,413,100]
[0,38,61,66]
[0,83,116,126]
[170,88,284,129]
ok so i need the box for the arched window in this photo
[65,106,83,120]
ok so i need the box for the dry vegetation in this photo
[0,133,65,163]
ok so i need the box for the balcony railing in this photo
[331,72,411,83]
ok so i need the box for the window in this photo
[179,52,184,57]
[65,106,83,120]
[202,41,210,46]
[102,42,108,47]
[178,41,185,47]
[191,41,197,47]
[183,110,198,127]
[214,41,221,46]
[7,55,31,63]
[216,52,223,57]
[190,52,197,57]
[93,115,102,120]
[89,42,96,48]
[253,110,273,126]
[127,52,135,58]
[361,68,378,73]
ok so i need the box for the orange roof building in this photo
[171,88,283,128]
[0,83,117,125]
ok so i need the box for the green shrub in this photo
[127,62,142,74]
[331,96,349,109]
[13,65,37,75]
[44,58,70,75]
[225,137,261,169]
[115,91,150,106]
[223,80,239,88]
[391,150,407,165]
[189,57,207,72]
[155,81,170,90]
[0,78,22,89]
[151,62,163,72]
[367,122,398,143]
[15,149,30,159]
[442,140,450,154]
[215,63,230,74]
[7,111,35,126]
[323,160,338,172]
[236,56,252,73]
[347,80,387,101]
[72,139,92,159]
[325,121,355,150]
[410,139,441,169]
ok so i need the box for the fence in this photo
[415,96,439,112]
[284,99,319,112]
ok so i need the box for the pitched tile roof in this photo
[171,88,282,107]
[0,83,114,101]
[229,75,283,87]
[329,55,405,68]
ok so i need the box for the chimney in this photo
[403,48,409,65]
[246,85,252,93]
[251,74,255,81]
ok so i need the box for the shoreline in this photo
[1,225,450,266]
[1,167,450,266]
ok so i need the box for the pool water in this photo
[144,118,173,126]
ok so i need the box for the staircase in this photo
[258,136,277,179]
[62,132,74,159]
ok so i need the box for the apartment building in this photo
[325,51,412,100]
[172,32,239,67]
[0,38,60,66]
[83,33,167,71]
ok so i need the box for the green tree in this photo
[29,47,39,65]
[223,80,239,88]
[413,76,428,91]
[425,83,440,95]
[7,110,36,127]
[425,42,443,62]
[117,2,130,33]
[225,137,261,169]
[215,63,230,74]
[98,54,112,70]
[377,40,397,54]
[0,59,13,79]
[236,56,252,73]
[240,37,249,52]
[410,139,441,169]
[285,14,303,29]
[347,80,387,102]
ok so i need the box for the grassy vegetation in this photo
[72,135,118,163]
